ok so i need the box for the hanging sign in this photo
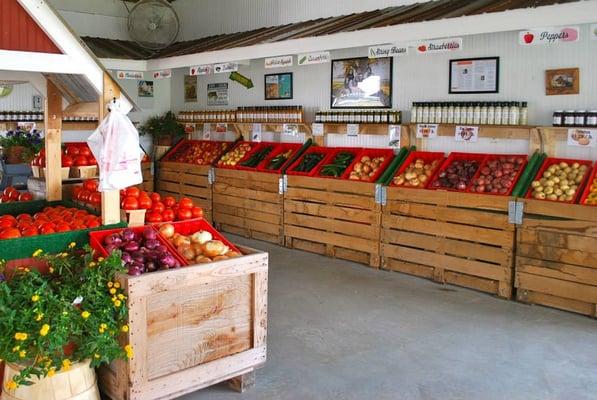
[214,62,238,73]
[203,123,212,140]
[152,70,171,79]
[416,124,438,138]
[283,124,299,136]
[297,51,330,65]
[312,123,324,136]
[207,83,229,105]
[388,125,401,148]
[415,38,462,54]
[117,71,143,80]
[368,44,408,58]
[347,124,359,137]
[190,65,212,76]
[215,123,228,134]
[183,123,195,135]
[519,26,579,45]
[229,71,254,89]
[567,128,596,147]
[265,55,293,69]
[252,123,262,142]
[591,24,597,40]
[455,126,479,143]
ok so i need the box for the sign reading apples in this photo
[519,26,579,45]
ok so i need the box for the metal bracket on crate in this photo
[208,167,215,184]
[278,175,288,194]
[508,200,524,225]
[375,184,387,205]
[381,186,387,206]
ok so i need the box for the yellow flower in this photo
[62,311,68,316]
[68,242,76,249]
[32,249,43,257]
[124,344,134,359]
[88,262,96,268]
[14,332,28,341]
[114,300,122,308]
[121,325,129,333]
[35,313,44,321]
[31,294,40,302]
[5,380,17,390]
[47,368,56,377]
[99,323,108,333]
[12,346,19,352]
[61,359,71,371]
[94,353,100,359]
[113,282,121,289]
[48,267,54,273]
[60,252,68,258]
[107,281,114,288]
[39,324,50,336]
[81,311,91,319]
[109,288,117,295]
[19,350,26,358]
[117,294,125,300]
[98,257,104,262]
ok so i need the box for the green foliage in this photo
[0,129,43,162]
[138,111,184,140]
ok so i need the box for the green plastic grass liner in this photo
[281,138,313,174]
[513,153,547,198]
[378,146,411,185]
[511,151,540,197]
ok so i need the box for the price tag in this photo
[454,125,479,142]
[567,128,596,147]
[215,123,227,134]
[202,123,211,140]
[312,123,324,137]
[283,123,299,136]
[184,123,195,135]
[252,123,262,142]
[388,125,401,148]
[347,124,359,137]
[416,124,438,138]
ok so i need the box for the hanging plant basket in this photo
[5,146,28,164]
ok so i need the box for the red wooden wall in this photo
[0,0,61,53]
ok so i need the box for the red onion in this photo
[159,253,176,268]
[122,229,135,242]
[123,241,140,252]
[104,233,122,247]
[143,227,157,241]
[145,239,160,250]
[121,252,133,264]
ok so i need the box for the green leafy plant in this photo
[0,129,43,163]
[0,244,131,390]
[138,111,184,141]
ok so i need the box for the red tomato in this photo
[179,197,194,210]
[151,201,165,213]
[162,208,175,222]
[145,212,163,223]
[4,187,17,198]
[21,227,39,237]
[138,196,152,210]
[150,192,161,203]
[18,192,33,202]
[65,145,80,156]
[83,179,99,192]
[163,196,176,208]
[40,226,56,235]
[0,217,17,229]
[78,190,91,202]
[0,227,21,239]
[191,206,204,219]
[0,195,11,203]
[55,223,71,232]
[87,156,97,166]
[176,208,193,221]
[89,192,102,206]
[125,187,140,198]
[86,219,101,228]
[74,155,89,166]
[79,146,91,157]
[16,214,32,222]
[62,155,74,167]
[122,196,139,210]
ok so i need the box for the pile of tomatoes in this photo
[120,187,203,223]
[72,179,102,206]
[31,143,98,168]
[0,205,101,240]
[0,187,33,203]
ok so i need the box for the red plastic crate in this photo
[286,147,331,176]
[467,154,528,196]
[312,147,362,179]
[89,225,187,266]
[579,161,597,206]
[162,139,231,165]
[156,219,240,255]
[236,142,280,171]
[429,152,488,192]
[526,157,594,204]
[257,143,302,173]
[389,151,445,189]
[216,141,258,170]
[342,148,395,182]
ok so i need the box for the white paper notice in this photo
[202,123,211,140]
[454,125,479,142]
[347,124,359,137]
[567,128,596,147]
[450,59,498,93]
[388,125,401,148]
[312,123,324,137]
[252,123,262,142]
[416,124,438,139]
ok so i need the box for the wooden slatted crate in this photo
[139,162,154,192]
[515,200,597,317]
[381,189,515,298]
[213,169,283,244]
[284,176,382,267]
[98,245,268,400]
[156,161,213,223]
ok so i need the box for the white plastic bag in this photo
[87,106,142,192]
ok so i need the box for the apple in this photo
[418,45,427,52]
[523,32,534,44]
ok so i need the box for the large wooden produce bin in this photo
[139,162,154,192]
[213,169,283,244]
[156,161,213,223]
[284,176,382,267]
[515,199,597,317]
[381,188,515,298]
[99,246,268,400]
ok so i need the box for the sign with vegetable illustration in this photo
[519,26,579,45]
[297,51,330,65]
[455,125,479,142]
[567,128,595,147]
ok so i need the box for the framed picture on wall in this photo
[138,80,154,98]
[330,57,392,108]
[184,75,197,102]
[265,72,293,100]
[545,67,579,95]
[449,57,499,94]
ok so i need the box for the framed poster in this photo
[264,73,293,100]
[449,57,499,94]
[545,68,579,95]
[138,80,154,97]
[184,75,197,102]
[207,82,229,105]
[331,57,392,108]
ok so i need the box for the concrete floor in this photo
[181,235,597,400]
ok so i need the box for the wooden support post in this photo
[44,80,63,201]
[99,72,121,225]
[228,371,256,393]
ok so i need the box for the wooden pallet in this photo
[515,199,597,318]
[381,188,515,298]
[213,169,283,244]
[284,175,381,267]
[98,245,268,400]
[156,161,212,223]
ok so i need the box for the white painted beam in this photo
[0,51,82,74]
[99,58,149,72]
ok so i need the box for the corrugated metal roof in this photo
[45,74,98,104]
[82,0,578,60]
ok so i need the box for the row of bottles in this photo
[411,102,528,126]
[177,110,236,122]
[0,111,44,121]
[236,106,303,123]
[315,110,401,124]
[62,116,98,122]
[553,110,597,127]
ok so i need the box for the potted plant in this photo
[0,245,131,400]
[139,111,185,146]
[0,129,43,164]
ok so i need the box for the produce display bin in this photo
[235,142,279,171]
[285,147,331,177]
[284,175,382,267]
[429,152,488,192]
[341,148,394,182]
[381,188,515,298]
[311,147,361,179]
[388,151,445,188]
[155,219,241,256]
[256,143,302,174]
[213,168,284,244]
[515,199,597,317]
[524,157,593,204]
[579,161,597,206]
[138,162,154,192]
[466,154,528,196]
[216,141,259,170]
[98,245,268,400]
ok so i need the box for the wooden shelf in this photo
[321,123,398,136]
[0,121,98,131]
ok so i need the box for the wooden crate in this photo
[139,162,154,192]
[99,245,268,400]
[515,199,597,317]
[156,161,212,223]
[284,176,382,267]
[213,169,283,244]
[381,188,515,298]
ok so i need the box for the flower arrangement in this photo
[139,111,184,146]
[0,129,43,164]
[0,244,130,389]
